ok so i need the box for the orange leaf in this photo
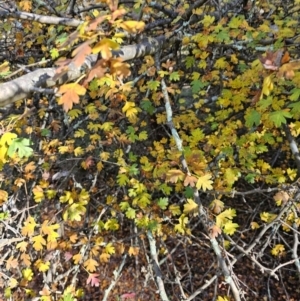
[277,60,300,79]
[281,51,290,64]
[72,42,92,67]
[110,58,131,78]
[6,256,19,270]
[16,241,28,252]
[24,161,36,173]
[20,253,31,266]
[58,83,86,112]
[111,8,126,21]
[209,225,222,239]
[183,174,198,187]
[166,169,185,183]
[86,15,109,31]
[128,246,139,256]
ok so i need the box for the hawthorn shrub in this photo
[0,0,300,301]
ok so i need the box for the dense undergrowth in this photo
[0,0,300,300]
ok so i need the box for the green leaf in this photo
[50,48,59,59]
[141,99,155,114]
[288,101,300,115]
[147,80,160,91]
[40,129,51,137]
[126,207,136,219]
[191,79,206,94]
[159,183,172,195]
[119,201,129,211]
[290,87,300,101]
[104,218,119,231]
[269,110,292,127]
[138,131,148,141]
[63,293,75,301]
[185,56,195,69]
[184,186,194,198]
[7,138,33,158]
[257,96,273,109]
[169,71,180,81]
[245,109,261,128]
[157,197,168,210]
[128,163,139,176]
[117,174,129,186]
[245,173,256,183]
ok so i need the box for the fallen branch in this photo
[147,231,170,301]
[0,36,167,106]
[102,254,127,301]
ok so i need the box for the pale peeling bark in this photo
[0,36,166,106]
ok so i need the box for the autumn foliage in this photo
[0,0,300,300]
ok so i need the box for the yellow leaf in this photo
[31,235,46,251]
[73,253,82,264]
[260,212,277,223]
[183,198,198,214]
[21,216,37,237]
[36,260,50,272]
[261,75,274,98]
[216,208,236,228]
[100,252,110,263]
[271,244,285,256]
[119,21,145,33]
[8,278,18,289]
[287,168,297,181]
[22,268,34,281]
[273,191,289,206]
[105,242,115,255]
[33,186,44,203]
[74,147,84,156]
[196,174,213,191]
[250,222,260,229]
[0,189,8,204]
[84,258,99,272]
[217,296,230,301]
[0,132,17,162]
[201,15,215,27]
[41,221,60,242]
[223,221,239,235]
[169,204,181,216]
[209,199,224,214]
[92,38,119,60]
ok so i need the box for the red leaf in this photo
[259,50,283,70]
[86,273,100,287]
[121,292,136,300]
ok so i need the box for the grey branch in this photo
[0,36,166,106]
[0,9,82,26]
